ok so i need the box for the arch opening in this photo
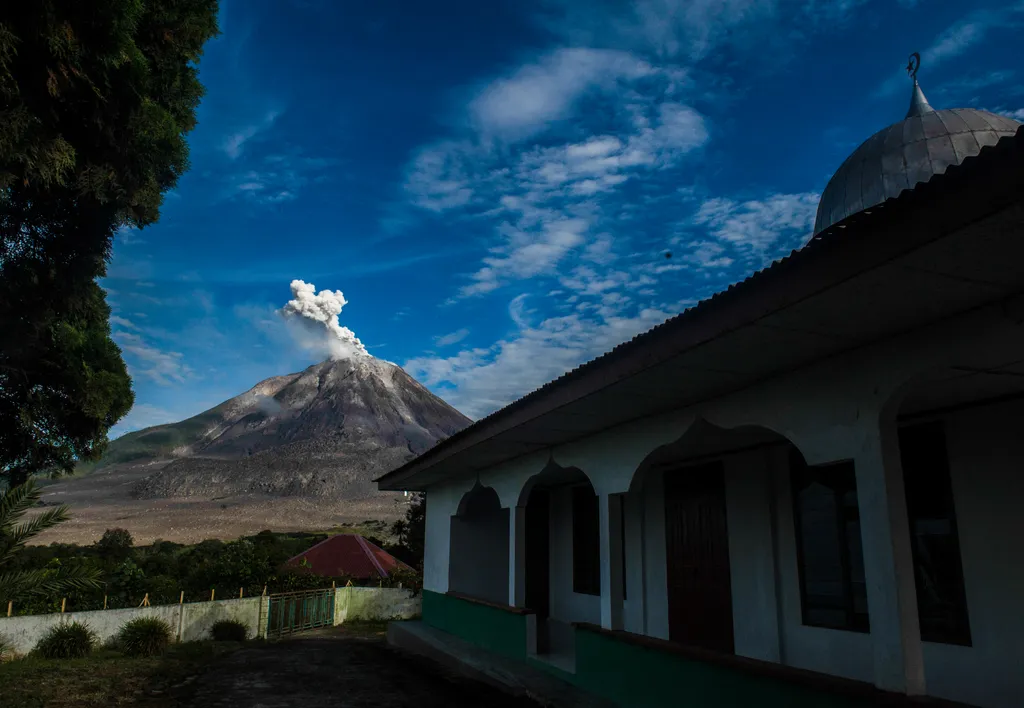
[448,483,509,605]
[628,417,815,653]
[519,461,598,658]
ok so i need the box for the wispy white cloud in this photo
[877,6,1024,97]
[692,192,819,263]
[994,107,1024,121]
[434,328,471,347]
[116,225,145,245]
[110,315,140,331]
[469,48,681,141]
[223,110,281,159]
[937,70,1015,98]
[406,303,676,419]
[406,56,708,301]
[115,332,194,386]
[226,152,338,204]
[537,0,777,61]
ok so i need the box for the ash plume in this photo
[279,279,369,360]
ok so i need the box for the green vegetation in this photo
[4,493,426,616]
[36,621,96,659]
[0,480,101,607]
[0,0,220,487]
[209,619,247,642]
[7,526,422,616]
[117,617,173,658]
[0,641,243,708]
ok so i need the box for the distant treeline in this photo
[9,525,422,616]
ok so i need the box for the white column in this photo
[509,506,526,608]
[623,491,645,634]
[599,493,625,630]
[854,417,925,695]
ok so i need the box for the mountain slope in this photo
[95,356,471,500]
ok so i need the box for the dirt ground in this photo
[30,463,406,545]
[163,626,540,708]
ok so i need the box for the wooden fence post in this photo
[61,598,66,613]
[239,587,243,599]
[179,591,184,605]
[6,600,11,617]
[103,595,108,610]
[210,589,215,602]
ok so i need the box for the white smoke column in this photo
[279,280,370,360]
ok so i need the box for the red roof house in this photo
[285,534,413,580]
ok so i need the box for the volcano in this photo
[94,356,471,500]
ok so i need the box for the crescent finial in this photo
[906,52,921,81]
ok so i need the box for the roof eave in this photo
[376,126,1024,493]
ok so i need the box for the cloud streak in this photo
[223,110,281,159]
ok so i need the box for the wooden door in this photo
[525,488,550,618]
[664,461,734,653]
[525,488,551,653]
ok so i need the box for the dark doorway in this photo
[525,488,551,652]
[664,461,734,653]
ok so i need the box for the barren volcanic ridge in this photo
[34,356,471,545]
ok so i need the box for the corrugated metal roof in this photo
[285,534,413,580]
[376,123,1024,488]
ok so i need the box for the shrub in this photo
[0,634,13,662]
[209,619,247,642]
[36,621,96,659]
[117,616,173,657]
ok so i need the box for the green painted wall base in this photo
[421,590,527,660]
[572,626,865,708]
[422,591,894,708]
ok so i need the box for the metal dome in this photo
[813,57,1021,236]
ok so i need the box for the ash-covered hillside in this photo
[95,356,470,500]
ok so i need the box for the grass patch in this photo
[0,641,243,708]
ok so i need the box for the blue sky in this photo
[104,0,1024,437]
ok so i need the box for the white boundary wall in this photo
[0,587,422,657]
[0,596,265,656]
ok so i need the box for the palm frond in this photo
[33,563,102,596]
[0,563,102,606]
[0,505,71,566]
[0,569,45,605]
[0,480,40,530]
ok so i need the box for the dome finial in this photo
[905,52,935,118]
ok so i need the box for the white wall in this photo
[547,486,601,626]
[919,399,1024,708]
[423,481,464,594]
[0,597,265,656]
[449,508,509,605]
[769,445,876,683]
[724,451,781,663]
[334,587,421,624]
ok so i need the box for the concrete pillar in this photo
[623,490,646,634]
[509,505,527,607]
[854,415,925,695]
[599,493,625,630]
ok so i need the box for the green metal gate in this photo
[266,588,335,638]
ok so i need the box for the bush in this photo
[0,634,13,662]
[117,616,173,657]
[209,619,247,642]
[36,621,96,659]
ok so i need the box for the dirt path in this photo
[162,627,540,708]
